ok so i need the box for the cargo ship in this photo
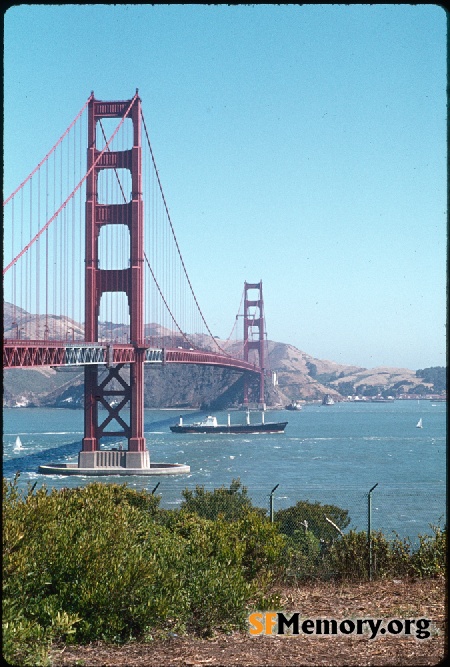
[170,411,288,434]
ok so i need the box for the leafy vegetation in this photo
[3,476,446,666]
[416,366,446,393]
[407,383,429,395]
[180,478,266,521]
[324,524,447,580]
[355,385,382,397]
[2,477,284,665]
[306,361,317,377]
[274,499,350,543]
[315,372,339,385]
[336,381,355,396]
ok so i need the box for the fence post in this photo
[270,484,279,523]
[368,482,378,580]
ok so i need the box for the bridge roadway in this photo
[3,340,260,375]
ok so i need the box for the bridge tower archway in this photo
[243,280,265,407]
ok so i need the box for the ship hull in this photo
[170,422,288,434]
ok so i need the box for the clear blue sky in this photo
[4,4,447,370]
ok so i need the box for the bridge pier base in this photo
[241,401,266,412]
[39,442,190,476]
[77,450,150,469]
[38,461,190,476]
[123,450,150,468]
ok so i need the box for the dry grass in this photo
[51,577,447,666]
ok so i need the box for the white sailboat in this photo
[14,436,24,450]
[416,418,423,429]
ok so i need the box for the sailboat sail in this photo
[14,436,24,450]
[416,418,423,429]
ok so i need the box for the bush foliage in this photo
[2,476,446,666]
[180,478,266,521]
[274,499,350,543]
[2,477,284,665]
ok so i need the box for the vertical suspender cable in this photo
[45,160,49,337]
[37,170,40,338]
[20,181,24,335]
[72,122,76,334]
[53,149,56,337]
[141,110,227,355]
[3,95,93,207]
[80,114,83,336]
[11,199,16,329]
[60,142,64,337]
[27,178,32,336]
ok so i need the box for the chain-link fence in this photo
[156,482,445,535]
[154,480,446,581]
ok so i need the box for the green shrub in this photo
[324,525,446,580]
[274,499,350,544]
[283,529,324,581]
[162,506,286,633]
[2,613,52,667]
[233,509,287,582]
[3,476,287,663]
[167,511,250,635]
[325,529,382,579]
[410,523,447,578]
[273,499,350,581]
[3,479,186,645]
[4,474,445,666]
[180,478,266,521]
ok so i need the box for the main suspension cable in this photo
[140,108,229,356]
[3,93,138,275]
[3,94,93,207]
[98,116,191,344]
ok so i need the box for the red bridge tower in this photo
[79,92,149,469]
[243,280,265,407]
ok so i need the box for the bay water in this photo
[3,400,446,542]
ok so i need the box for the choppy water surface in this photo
[3,400,446,540]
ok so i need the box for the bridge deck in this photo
[3,341,259,374]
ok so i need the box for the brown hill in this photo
[260,343,427,404]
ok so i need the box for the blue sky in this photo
[3,4,447,370]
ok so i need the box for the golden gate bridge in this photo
[3,92,270,474]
